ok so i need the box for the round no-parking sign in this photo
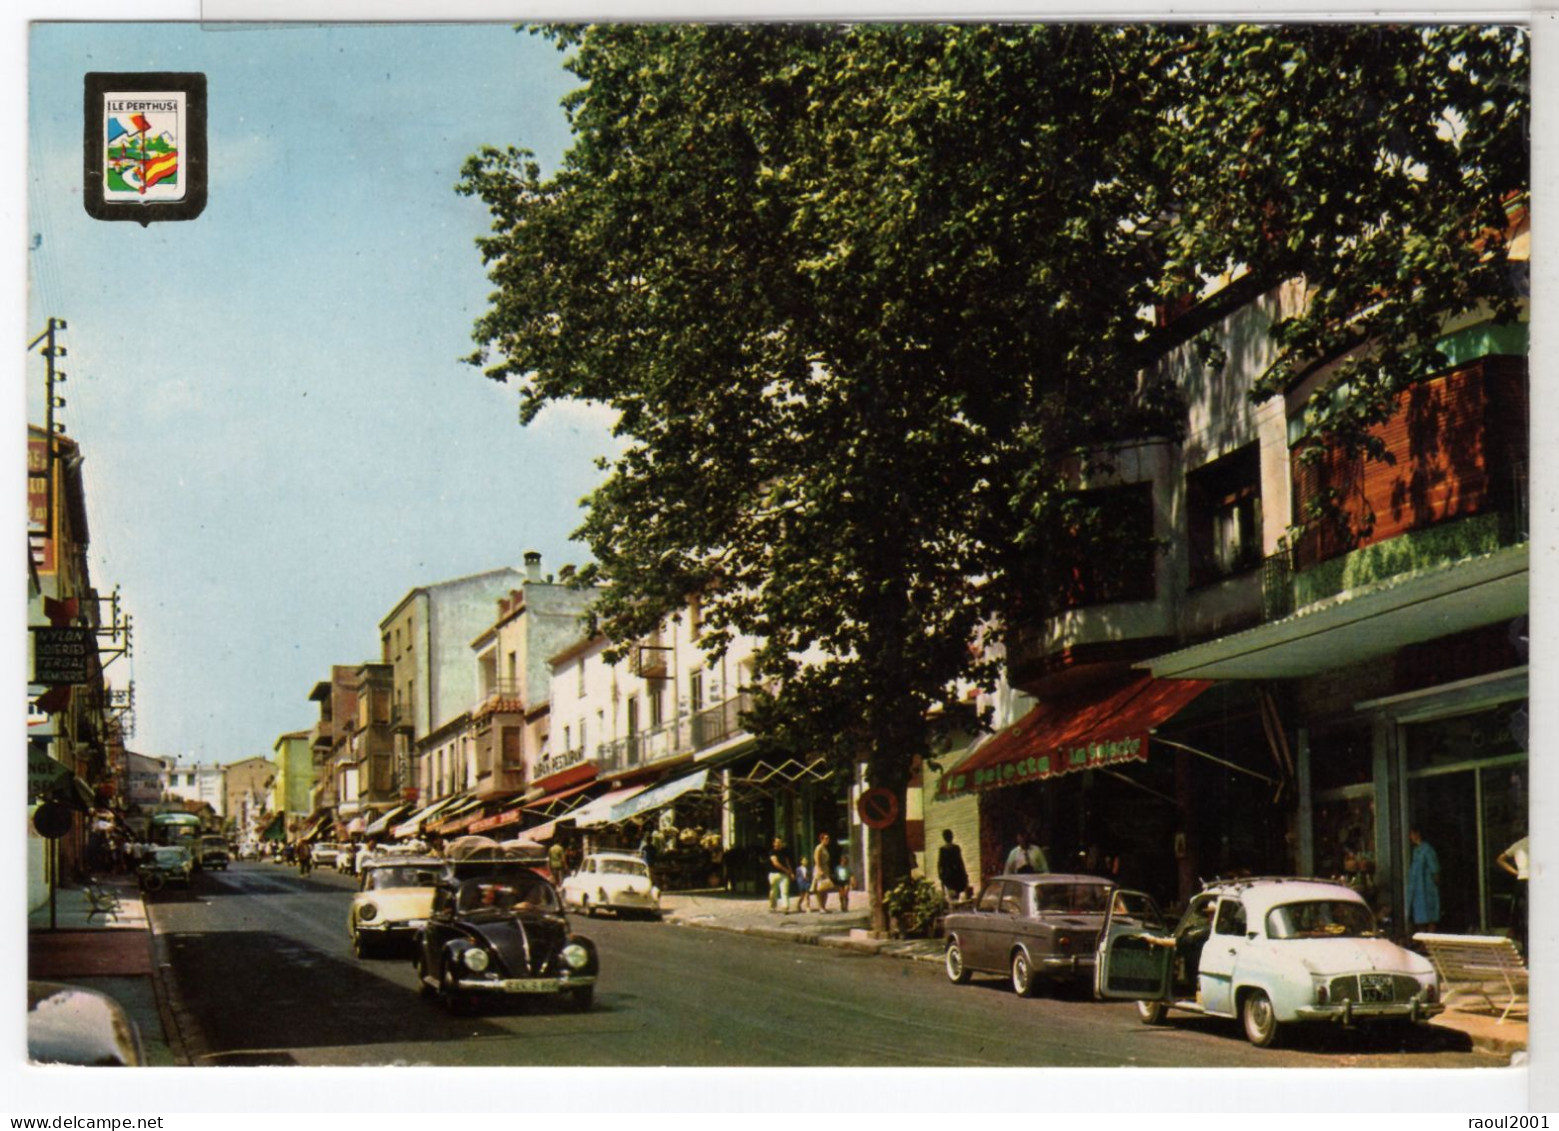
[856,787,900,830]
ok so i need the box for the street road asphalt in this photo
[148,862,1491,1069]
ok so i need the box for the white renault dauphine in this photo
[559,851,662,919]
[1095,876,1443,1047]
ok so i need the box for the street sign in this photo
[33,802,74,839]
[31,626,94,684]
[857,787,900,830]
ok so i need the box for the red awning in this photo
[937,675,1212,798]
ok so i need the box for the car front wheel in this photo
[1137,999,1169,1025]
[945,941,972,985]
[568,986,594,1012]
[440,967,472,1016]
[1241,989,1282,1048]
[1011,950,1040,998]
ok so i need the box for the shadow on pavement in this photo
[165,930,514,1053]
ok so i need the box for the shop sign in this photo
[29,745,71,801]
[533,747,585,780]
[949,734,1147,796]
[32,627,94,685]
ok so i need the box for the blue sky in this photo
[27,23,621,764]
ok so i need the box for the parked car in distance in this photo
[196,835,230,871]
[944,873,1148,997]
[350,855,445,958]
[311,843,342,869]
[1096,876,1444,1047]
[559,852,662,919]
[28,981,144,1066]
[137,845,193,893]
[413,872,599,1014]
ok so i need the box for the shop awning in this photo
[262,814,287,841]
[391,795,459,839]
[520,818,561,843]
[364,804,410,839]
[937,675,1212,799]
[1143,544,1526,680]
[470,797,527,835]
[565,785,649,829]
[432,795,486,833]
[609,769,710,824]
[522,761,597,803]
[523,778,597,817]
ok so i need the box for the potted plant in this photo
[883,875,944,939]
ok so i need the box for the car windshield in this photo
[454,876,560,915]
[365,866,443,890]
[599,858,649,877]
[1034,883,1111,914]
[1266,899,1379,939]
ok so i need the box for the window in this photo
[627,697,639,736]
[649,685,665,727]
[563,725,572,753]
[578,718,586,752]
[1051,483,1158,608]
[689,671,704,714]
[507,652,518,688]
[1214,899,1248,936]
[577,659,586,698]
[1188,444,1263,586]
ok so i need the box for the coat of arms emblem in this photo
[84,72,206,224]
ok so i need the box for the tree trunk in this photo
[865,744,914,936]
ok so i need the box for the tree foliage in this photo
[459,23,1527,887]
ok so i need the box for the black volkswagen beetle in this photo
[413,868,599,1014]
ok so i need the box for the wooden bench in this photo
[83,883,122,923]
[1414,932,1529,1023]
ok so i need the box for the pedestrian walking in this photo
[297,840,313,876]
[768,837,796,914]
[548,839,567,881]
[1497,833,1528,954]
[811,832,837,912]
[1405,827,1441,933]
[937,829,971,903]
[795,858,813,911]
[834,849,851,911]
[1004,831,1049,875]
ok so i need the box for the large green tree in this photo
[460,24,1526,927]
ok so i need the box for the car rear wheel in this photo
[1241,989,1282,1048]
[1137,1000,1170,1025]
[1011,950,1040,998]
[945,941,972,985]
[415,954,435,998]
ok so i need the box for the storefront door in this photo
[1402,702,1526,936]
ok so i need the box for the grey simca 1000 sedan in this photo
[944,873,1163,997]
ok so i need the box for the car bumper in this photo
[603,894,660,910]
[1037,955,1095,979]
[1294,999,1445,1024]
[451,974,598,996]
[356,920,426,937]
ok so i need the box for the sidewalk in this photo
[660,889,1528,1059]
[26,874,182,1066]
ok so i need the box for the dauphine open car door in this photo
[1094,888,1173,1002]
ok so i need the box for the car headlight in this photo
[651,887,661,902]
[358,903,377,922]
[561,943,590,970]
[461,947,491,973]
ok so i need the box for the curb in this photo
[144,903,197,1066]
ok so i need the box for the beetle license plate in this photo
[501,978,561,993]
[1360,974,1394,1002]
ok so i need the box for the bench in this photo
[1414,932,1529,1023]
[83,883,123,922]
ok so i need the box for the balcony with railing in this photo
[592,691,756,777]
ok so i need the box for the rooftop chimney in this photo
[523,551,542,583]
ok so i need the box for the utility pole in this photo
[27,318,68,556]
